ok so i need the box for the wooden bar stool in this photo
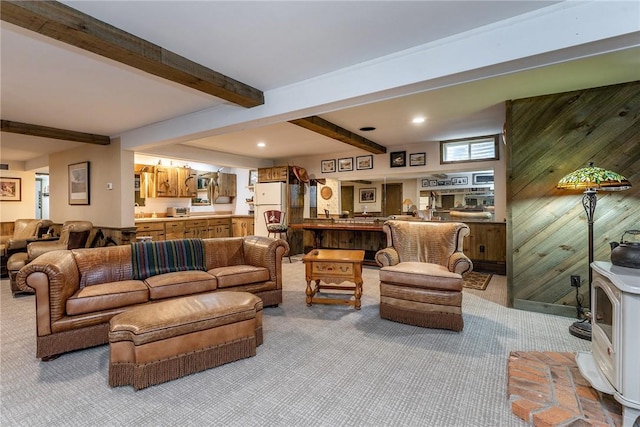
[264,210,291,262]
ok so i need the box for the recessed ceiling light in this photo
[359,126,376,132]
[412,117,426,124]
[257,142,266,147]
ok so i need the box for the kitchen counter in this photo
[135,214,252,223]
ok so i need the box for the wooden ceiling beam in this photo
[1,120,111,145]
[0,1,264,108]
[289,116,387,154]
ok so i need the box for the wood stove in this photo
[577,261,640,427]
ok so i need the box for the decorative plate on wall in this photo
[320,186,333,200]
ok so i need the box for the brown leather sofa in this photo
[17,236,289,360]
[375,220,472,331]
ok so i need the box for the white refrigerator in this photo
[254,182,287,238]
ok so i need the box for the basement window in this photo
[440,134,499,164]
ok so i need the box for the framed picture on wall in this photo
[452,177,468,185]
[338,157,354,172]
[390,151,406,168]
[321,159,336,173]
[248,170,258,186]
[68,161,90,205]
[409,152,426,166]
[0,177,21,201]
[359,188,376,203]
[356,155,373,170]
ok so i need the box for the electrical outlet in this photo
[571,275,581,287]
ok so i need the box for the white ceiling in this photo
[1,1,639,168]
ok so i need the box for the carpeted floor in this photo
[1,256,591,426]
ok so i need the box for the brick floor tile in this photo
[550,366,572,386]
[509,384,552,405]
[511,360,549,376]
[511,354,549,371]
[570,367,592,386]
[512,398,546,422]
[532,406,577,427]
[508,352,623,427]
[554,384,581,415]
[575,385,600,401]
[510,366,551,384]
[565,419,610,427]
[546,352,576,367]
[579,397,609,424]
[510,377,554,396]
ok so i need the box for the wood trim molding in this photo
[0,1,264,108]
[1,120,110,145]
[289,116,387,154]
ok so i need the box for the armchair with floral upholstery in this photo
[375,220,472,331]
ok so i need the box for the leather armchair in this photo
[375,220,472,331]
[27,221,93,259]
[1,218,53,257]
[8,221,93,296]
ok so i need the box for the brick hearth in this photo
[508,351,623,426]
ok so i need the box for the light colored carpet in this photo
[1,256,590,426]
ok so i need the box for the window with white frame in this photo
[440,135,499,164]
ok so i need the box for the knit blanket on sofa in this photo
[131,238,206,280]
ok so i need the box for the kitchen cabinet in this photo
[165,221,185,240]
[149,166,197,198]
[258,166,288,183]
[216,173,237,199]
[184,219,208,239]
[177,168,197,198]
[135,222,165,241]
[155,166,177,197]
[208,218,230,238]
[232,217,254,237]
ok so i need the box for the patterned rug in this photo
[462,271,492,290]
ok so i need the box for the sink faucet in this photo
[134,203,145,218]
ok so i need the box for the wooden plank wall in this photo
[508,81,640,316]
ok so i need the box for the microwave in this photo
[167,207,190,217]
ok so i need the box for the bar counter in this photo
[291,219,387,264]
[292,218,507,273]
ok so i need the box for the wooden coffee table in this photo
[302,249,365,310]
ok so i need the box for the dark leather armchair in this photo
[1,218,53,257]
[375,220,472,331]
[8,221,93,296]
[27,221,93,259]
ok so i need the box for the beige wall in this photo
[49,138,134,228]
[0,169,37,221]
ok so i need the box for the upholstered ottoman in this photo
[108,291,263,390]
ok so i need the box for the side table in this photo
[302,249,365,310]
